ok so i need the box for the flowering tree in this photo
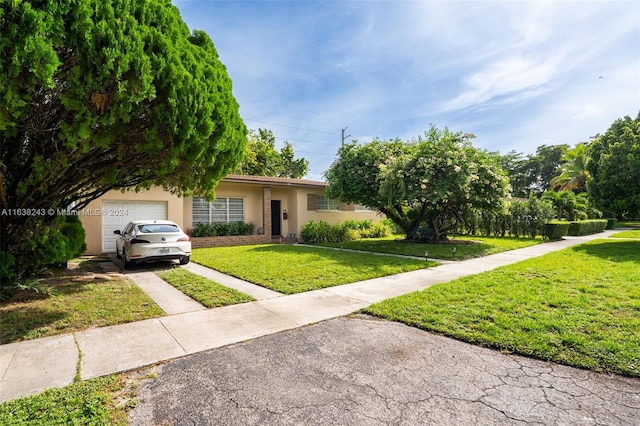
[325,126,509,241]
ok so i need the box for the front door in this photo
[271,200,281,237]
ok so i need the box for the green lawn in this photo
[618,221,640,228]
[0,258,163,344]
[308,235,544,260]
[365,239,640,376]
[610,229,640,239]
[192,244,436,294]
[155,268,254,307]
[0,375,130,425]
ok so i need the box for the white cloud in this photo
[440,53,564,112]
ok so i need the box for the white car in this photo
[114,220,191,268]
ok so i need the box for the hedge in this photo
[567,219,608,236]
[544,221,570,240]
[189,222,254,237]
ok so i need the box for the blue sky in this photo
[174,0,640,181]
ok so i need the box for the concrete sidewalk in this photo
[0,231,618,403]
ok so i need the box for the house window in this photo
[193,197,244,224]
[355,204,372,212]
[317,196,340,211]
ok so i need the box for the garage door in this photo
[102,201,167,252]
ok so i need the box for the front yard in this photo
[191,244,437,294]
[0,257,163,345]
[365,239,640,377]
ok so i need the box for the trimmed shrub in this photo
[190,222,254,237]
[567,219,608,236]
[544,221,570,240]
[605,218,616,230]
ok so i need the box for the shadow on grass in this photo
[0,306,69,344]
[571,240,640,264]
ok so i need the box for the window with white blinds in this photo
[193,197,244,224]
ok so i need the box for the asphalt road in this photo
[129,315,640,425]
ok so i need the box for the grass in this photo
[308,235,544,260]
[610,229,640,239]
[364,239,640,377]
[192,244,436,294]
[618,221,640,228]
[0,375,130,425]
[0,257,163,344]
[155,268,254,307]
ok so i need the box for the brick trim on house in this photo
[191,235,271,248]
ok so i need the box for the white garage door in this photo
[102,201,167,252]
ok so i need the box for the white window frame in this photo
[317,196,340,211]
[193,197,244,224]
[354,204,372,212]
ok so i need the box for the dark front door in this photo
[271,200,281,237]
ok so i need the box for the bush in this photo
[301,219,392,243]
[190,222,254,237]
[567,219,608,236]
[361,221,392,238]
[544,221,570,240]
[1,215,86,297]
[300,221,342,243]
[605,218,616,230]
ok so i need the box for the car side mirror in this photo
[113,230,121,235]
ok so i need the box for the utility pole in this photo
[341,127,351,147]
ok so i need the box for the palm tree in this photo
[550,143,591,192]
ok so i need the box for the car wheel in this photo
[179,255,190,265]
[123,249,132,269]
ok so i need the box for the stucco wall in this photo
[294,188,382,230]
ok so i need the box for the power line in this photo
[244,118,339,136]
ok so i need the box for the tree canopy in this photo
[0,0,246,287]
[325,126,509,241]
[550,143,590,192]
[587,112,640,219]
[497,144,568,198]
[234,129,309,178]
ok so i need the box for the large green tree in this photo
[0,0,246,287]
[325,126,509,241]
[587,112,640,219]
[235,129,309,178]
[497,144,568,198]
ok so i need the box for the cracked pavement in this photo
[129,315,639,425]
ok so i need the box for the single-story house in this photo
[79,174,381,255]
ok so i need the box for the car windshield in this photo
[137,224,180,233]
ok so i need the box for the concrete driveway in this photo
[129,315,639,425]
